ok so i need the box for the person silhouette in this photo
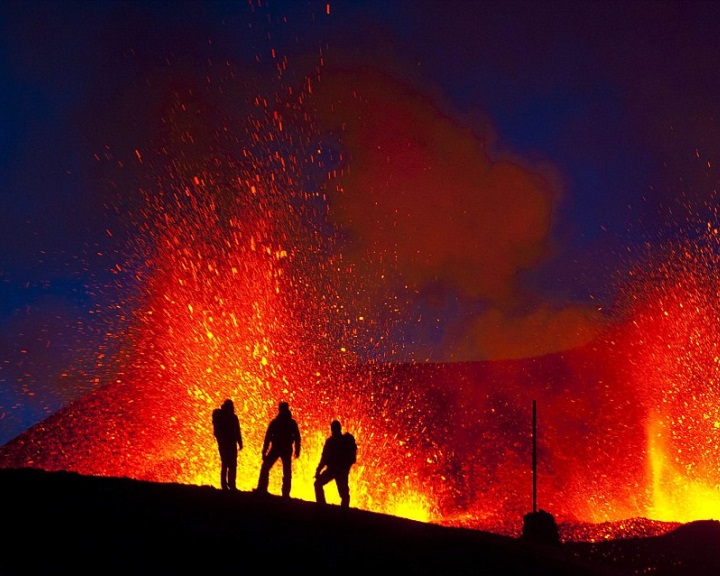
[314,419,357,508]
[212,399,243,491]
[254,401,301,498]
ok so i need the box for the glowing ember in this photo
[610,223,720,525]
[0,73,443,525]
[2,49,720,543]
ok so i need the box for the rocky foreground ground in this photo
[2,467,719,575]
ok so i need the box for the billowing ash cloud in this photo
[312,67,605,361]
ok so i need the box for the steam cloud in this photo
[314,68,606,361]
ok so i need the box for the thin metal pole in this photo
[532,399,537,513]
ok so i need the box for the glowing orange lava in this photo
[611,228,720,525]
[3,66,720,543]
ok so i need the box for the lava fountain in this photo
[0,77,447,524]
[3,61,720,541]
[609,223,720,524]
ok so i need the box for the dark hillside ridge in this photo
[1,467,624,575]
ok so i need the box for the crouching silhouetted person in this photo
[255,401,301,498]
[314,420,357,508]
[212,399,243,490]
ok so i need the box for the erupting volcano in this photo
[3,48,720,544]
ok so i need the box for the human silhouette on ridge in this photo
[212,399,243,491]
[254,401,301,498]
[314,419,357,508]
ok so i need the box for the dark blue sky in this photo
[2,0,719,445]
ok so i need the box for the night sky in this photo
[2,0,720,446]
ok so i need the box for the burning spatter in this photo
[609,219,720,525]
[3,11,720,542]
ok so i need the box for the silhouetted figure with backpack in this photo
[255,401,301,498]
[314,419,357,508]
[212,399,243,491]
